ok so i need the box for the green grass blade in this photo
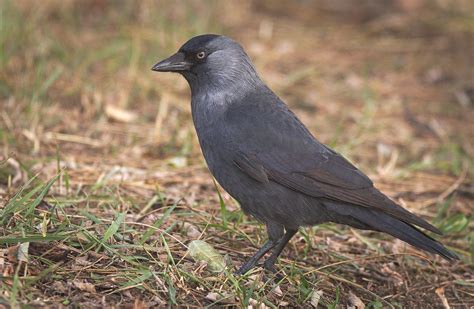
[0,175,39,225]
[212,178,228,228]
[0,234,68,244]
[25,174,60,217]
[101,212,125,243]
[139,204,177,244]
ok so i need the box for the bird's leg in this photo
[236,222,283,275]
[235,239,276,275]
[263,229,297,272]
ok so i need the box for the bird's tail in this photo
[326,203,459,260]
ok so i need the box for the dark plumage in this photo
[152,34,458,274]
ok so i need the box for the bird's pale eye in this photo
[196,51,206,60]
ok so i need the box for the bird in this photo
[151,34,458,274]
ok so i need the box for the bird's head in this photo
[152,34,261,94]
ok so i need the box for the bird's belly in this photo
[199,140,327,228]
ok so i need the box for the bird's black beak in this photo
[151,52,191,72]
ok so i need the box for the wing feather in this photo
[225,91,441,234]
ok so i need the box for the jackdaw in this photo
[152,34,458,274]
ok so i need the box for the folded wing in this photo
[227,94,441,234]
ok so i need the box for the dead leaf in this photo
[7,245,19,264]
[73,280,96,293]
[273,285,283,297]
[17,243,29,263]
[168,156,187,168]
[6,156,24,185]
[247,299,269,309]
[104,104,138,123]
[74,255,92,267]
[348,290,365,309]
[435,287,450,309]
[183,222,201,239]
[310,290,323,308]
[205,292,219,302]
[187,240,226,273]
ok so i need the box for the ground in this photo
[0,1,473,308]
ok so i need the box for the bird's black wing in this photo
[226,91,441,234]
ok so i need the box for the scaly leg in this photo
[236,222,284,275]
[263,229,297,272]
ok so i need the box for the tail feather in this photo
[371,212,458,260]
[326,203,459,260]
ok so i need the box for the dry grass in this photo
[0,0,473,307]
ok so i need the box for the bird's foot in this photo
[235,260,258,275]
[263,270,284,283]
[263,259,275,272]
[263,260,284,282]
[236,260,285,283]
